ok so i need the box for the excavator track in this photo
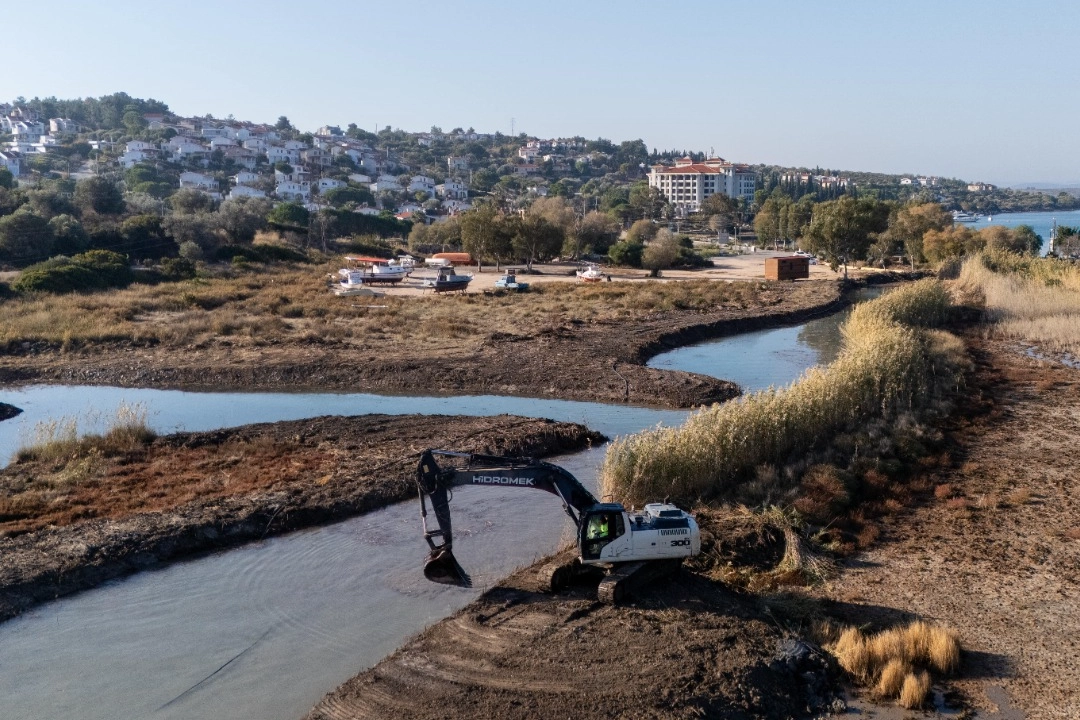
[597,559,682,605]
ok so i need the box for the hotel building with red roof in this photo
[647,157,757,214]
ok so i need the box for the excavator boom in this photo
[416,450,598,585]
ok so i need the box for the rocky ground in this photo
[0,413,602,623]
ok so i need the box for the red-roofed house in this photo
[648,156,756,213]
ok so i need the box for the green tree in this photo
[170,188,216,215]
[74,176,125,215]
[267,202,310,230]
[574,211,621,257]
[804,196,885,279]
[512,214,562,270]
[642,229,680,276]
[628,181,667,220]
[0,168,13,189]
[889,202,953,268]
[217,197,271,244]
[163,213,220,253]
[275,116,294,132]
[608,240,643,268]
[625,218,658,245]
[123,110,147,135]
[48,214,89,255]
[0,210,55,264]
[120,214,172,259]
[1011,225,1043,255]
[460,205,512,270]
[922,225,984,263]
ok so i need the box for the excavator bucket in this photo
[423,548,472,587]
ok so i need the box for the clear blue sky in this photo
[4,0,1077,185]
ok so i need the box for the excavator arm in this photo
[416,449,599,585]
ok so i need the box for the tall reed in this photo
[959,251,1080,356]
[600,280,954,506]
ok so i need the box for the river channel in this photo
[0,291,874,720]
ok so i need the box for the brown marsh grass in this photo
[0,263,766,352]
[600,279,958,507]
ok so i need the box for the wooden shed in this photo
[764,256,810,281]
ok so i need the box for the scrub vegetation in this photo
[600,279,960,508]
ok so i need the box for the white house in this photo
[408,175,435,196]
[899,177,914,186]
[200,126,229,139]
[179,171,217,191]
[225,126,252,142]
[447,155,469,174]
[283,140,307,151]
[301,147,333,167]
[233,170,260,186]
[0,150,20,176]
[209,136,237,150]
[167,137,210,164]
[647,156,757,213]
[228,185,267,200]
[49,118,78,135]
[443,199,472,214]
[318,178,346,192]
[353,206,381,216]
[243,138,268,152]
[267,145,299,165]
[518,146,539,163]
[348,173,372,184]
[11,121,44,142]
[276,180,310,201]
[275,167,309,184]
[127,140,157,153]
[120,148,157,168]
[372,174,402,191]
[436,179,469,200]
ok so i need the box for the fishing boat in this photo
[332,270,384,297]
[494,268,529,292]
[576,263,605,282]
[338,256,410,284]
[422,265,473,293]
[389,255,417,269]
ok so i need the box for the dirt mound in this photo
[307,563,842,720]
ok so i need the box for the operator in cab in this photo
[586,514,610,540]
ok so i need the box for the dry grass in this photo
[600,279,959,506]
[0,263,766,353]
[1064,527,1080,540]
[827,620,960,707]
[959,251,1080,356]
[899,670,932,709]
[15,403,155,464]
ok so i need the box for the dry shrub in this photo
[827,620,960,706]
[875,658,912,699]
[899,670,931,709]
[945,496,969,511]
[834,627,871,681]
[1065,528,1080,540]
[934,483,953,499]
[1005,487,1032,506]
[793,464,849,523]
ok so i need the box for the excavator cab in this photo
[580,505,627,561]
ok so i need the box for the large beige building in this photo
[648,157,756,214]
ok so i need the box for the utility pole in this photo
[511,117,515,136]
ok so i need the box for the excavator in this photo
[416,449,701,603]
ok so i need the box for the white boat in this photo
[576,263,605,282]
[389,255,417,269]
[338,256,410,284]
[494,269,529,292]
[332,270,384,297]
[952,211,980,223]
[422,265,473,293]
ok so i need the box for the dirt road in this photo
[819,339,1080,719]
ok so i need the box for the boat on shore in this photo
[576,263,605,282]
[494,268,529,292]
[422,265,473,293]
[338,256,410,285]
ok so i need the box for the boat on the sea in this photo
[494,268,529,292]
[576,263,605,282]
[422,265,473,293]
[952,211,980,223]
[338,256,410,285]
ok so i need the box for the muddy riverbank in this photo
[0,413,602,623]
[0,280,843,408]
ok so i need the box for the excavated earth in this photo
[0,413,602,623]
[0,280,844,408]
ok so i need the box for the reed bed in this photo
[827,621,960,708]
[959,251,1080,356]
[16,402,156,464]
[600,279,955,507]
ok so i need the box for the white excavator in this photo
[416,449,701,603]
